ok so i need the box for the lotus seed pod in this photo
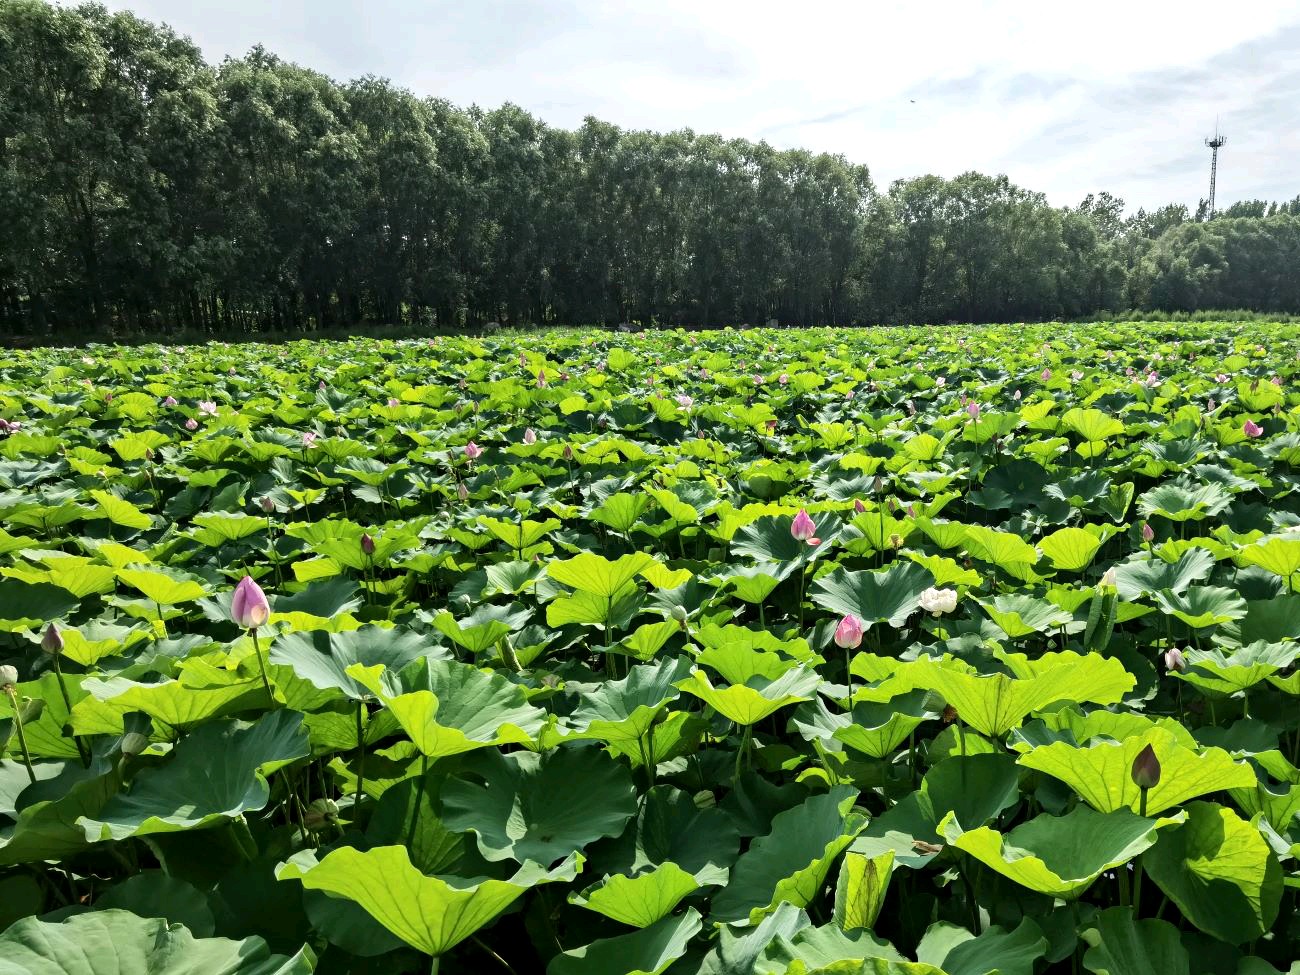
[305,798,340,832]
[670,605,688,622]
[119,732,149,757]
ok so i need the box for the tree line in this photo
[3,0,1299,337]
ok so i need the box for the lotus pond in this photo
[1,323,1299,974]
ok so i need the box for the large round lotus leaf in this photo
[549,908,702,975]
[1144,801,1283,945]
[269,625,447,700]
[440,744,637,864]
[1081,907,1189,975]
[0,909,315,974]
[276,844,580,958]
[940,805,1162,899]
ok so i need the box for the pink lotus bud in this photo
[1163,647,1185,672]
[523,427,537,445]
[387,397,400,407]
[1272,375,1282,386]
[1130,743,1161,790]
[833,614,864,649]
[967,402,980,419]
[1244,419,1263,438]
[301,431,318,448]
[457,481,469,501]
[231,576,270,630]
[41,623,63,656]
[259,496,275,514]
[464,441,483,461]
[360,533,375,556]
[519,353,527,367]
[854,499,867,514]
[1141,522,1155,542]
[791,509,817,541]
[675,394,693,409]
[537,369,547,388]
[906,505,917,518]
[563,445,575,461]
[1041,368,1052,381]
[1207,398,1216,411]
[162,395,178,407]
[185,418,198,431]
[1013,389,1022,401]
[779,373,789,385]
[935,376,946,387]
[318,380,327,390]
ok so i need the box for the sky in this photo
[101,0,1300,213]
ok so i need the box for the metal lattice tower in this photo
[1204,126,1227,218]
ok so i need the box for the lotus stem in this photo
[354,700,366,813]
[4,686,36,784]
[250,629,274,704]
[52,656,89,767]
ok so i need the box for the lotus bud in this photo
[597,416,608,429]
[790,509,817,541]
[1013,388,1022,401]
[387,397,400,407]
[919,587,958,616]
[1099,567,1117,590]
[41,623,62,656]
[0,665,16,688]
[907,505,917,518]
[1163,647,1186,672]
[1141,522,1155,543]
[259,495,275,514]
[872,476,884,495]
[1130,743,1161,790]
[301,431,318,448]
[833,614,863,649]
[765,419,777,433]
[162,395,178,407]
[853,499,866,514]
[967,402,980,419]
[523,427,537,445]
[536,369,547,388]
[1041,368,1051,381]
[119,731,149,757]
[231,576,270,631]
[464,441,483,461]
[1244,419,1263,438]
[563,444,574,461]
[671,605,689,628]
[360,533,375,556]
[457,481,469,501]
[185,418,198,431]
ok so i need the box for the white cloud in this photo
[102,0,1300,209]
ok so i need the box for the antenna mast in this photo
[1204,124,1227,218]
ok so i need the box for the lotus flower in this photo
[457,481,469,501]
[1141,522,1155,542]
[675,394,693,409]
[1041,369,1051,381]
[853,499,867,514]
[387,397,400,407]
[301,431,318,448]
[198,401,218,416]
[778,373,789,385]
[537,369,547,388]
[1130,744,1161,790]
[360,533,375,556]
[1244,419,1264,438]
[966,402,980,419]
[162,395,178,407]
[1163,647,1186,672]
[41,623,63,656]
[935,376,946,387]
[0,664,16,688]
[1013,389,1022,401]
[318,380,327,390]
[833,614,864,649]
[919,587,958,616]
[765,419,777,434]
[184,418,198,431]
[523,427,537,445]
[259,496,275,514]
[790,509,817,542]
[1215,373,1229,383]
[1099,567,1118,589]
[464,441,482,461]
[231,576,270,630]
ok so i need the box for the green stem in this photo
[5,687,36,784]
[250,629,274,705]
[354,700,366,814]
[52,656,89,766]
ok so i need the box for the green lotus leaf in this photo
[1236,536,1300,580]
[598,785,742,885]
[915,918,1049,975]
[565,657,693,745]
[440,745,637,864]
[940,806,1161,898]
[95,869,216,936]
[1154,585,1247,628]
[76,673,269,733]
[270,625,448,701]
[961,525,1041,573]
[834,850,895,932]
[711,785,865,924]
[1178,641,1300,694]
[546,583,643,630]
[677,665,821,726]
[760,922,907,973]
[1138,481,1232,522]
[0,910,315,975]
[569,861,700,927]
[1144,801,1283,945]
[591,492,652,534]
[548,908,702,975]
[90,488,154,530]
[811,562,935,628]
[0,580,81,632]
[1038,526,1102,571]
[78,710,309,841]
[116,567,207,605]
[190,512,267,545]
[793,693,931,760]
[699,901,810,975]
[547,551,656,596]
[1081,907,1189,975]
[1111,548,1216,600]
[348,657,547,758]
[908,653,1134,737]
[1009,704,1197,752]
[1018,727,1256,815]
[975,594,1074,638]
[276,844,580,958]
[434,603,532,653]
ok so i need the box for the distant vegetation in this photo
[2,0,1300,337]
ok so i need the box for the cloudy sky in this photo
[103,0,1300,212]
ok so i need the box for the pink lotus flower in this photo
[1141,522,1155,542]
[1071,370,1084,381]
[1272,375,1282,386]
[1244,419,1264,438]
[675,394,693,409]
[318,380,327,391]
[162,395,178,407]
[457,481,469,501]
[198,401,218,416]
[231,576,270,630]
[935,377,946,387]
[854,499,867,514]
[184,418,198,431]
[387,397,400,407]
[1163,647,1186,672]
[765,419,777,434]
[464,441,483,461]
[1041,369,1052,381]
[833,614,864,649]
[0,418,19,435]
[778,373,789,385]
[537,369,547,388]
[1013,389,1022,401]
[301,431,318,447]
[791,509,817,543]
[1215,373,1229,383]
[967,402,980,419]
[523,427,537,445]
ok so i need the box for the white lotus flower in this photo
[918,587,958,616]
